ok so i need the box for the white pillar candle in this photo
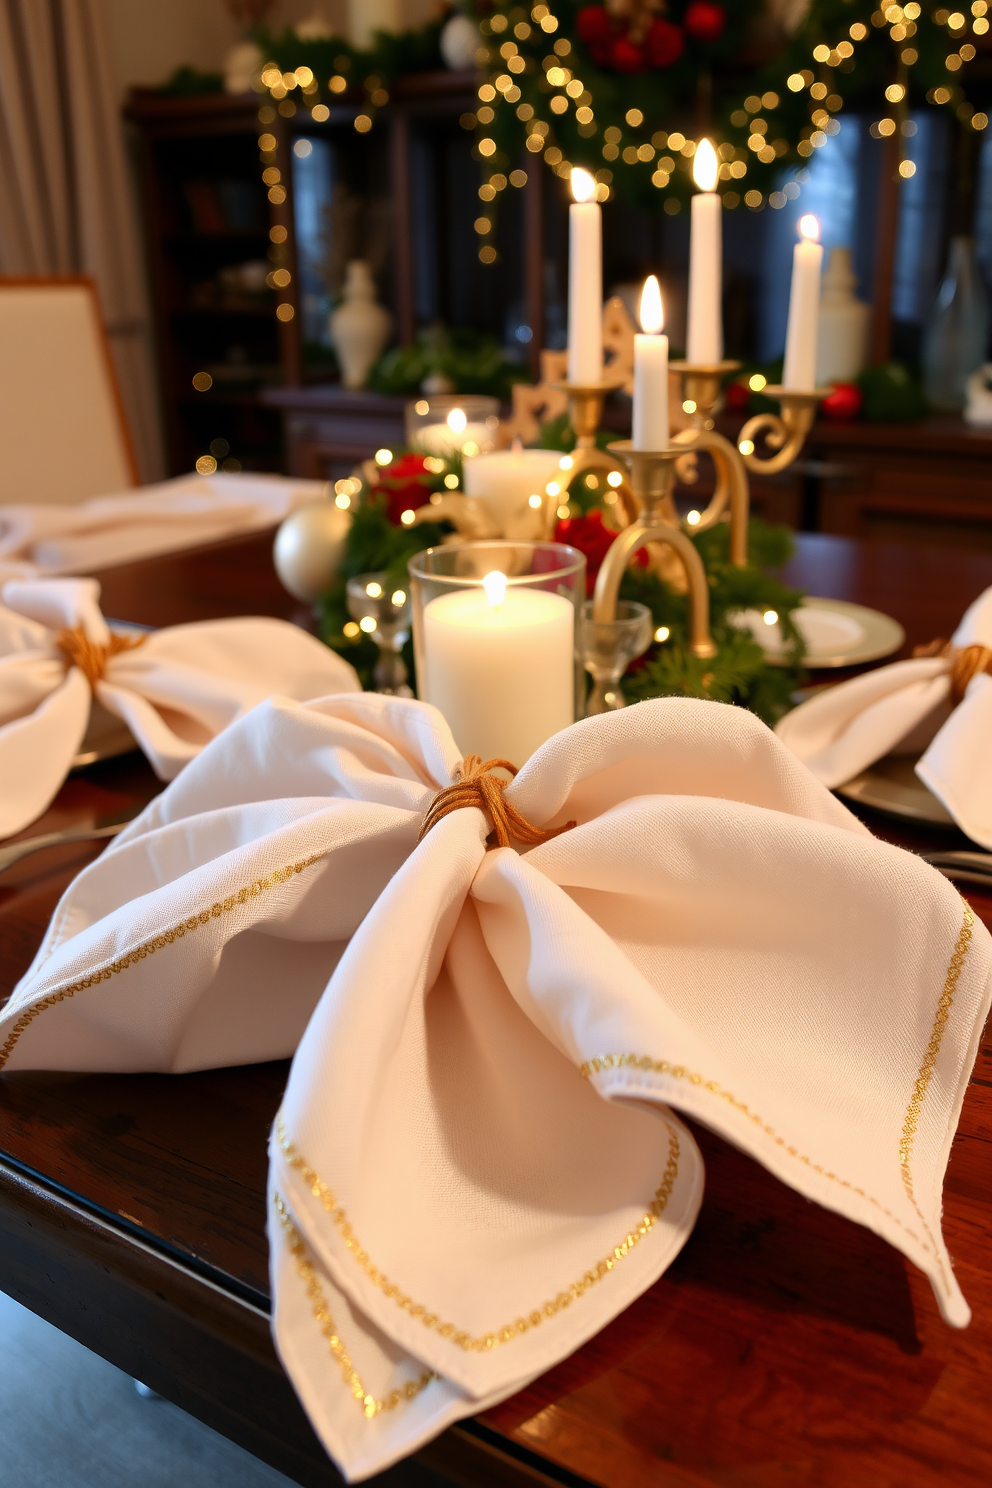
[464,449,565,537]
[422,573,575,763]
[413,406,494,459]
[783,214,824,391]
[632,275,669,450]
[686,139,723,366]
[567,167,603,385]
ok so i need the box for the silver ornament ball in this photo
[273,499,351,602]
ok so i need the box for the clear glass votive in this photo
[405,395,500,459]
[578,600,654,714]
[346,572,413,696]
[408,541,586,766]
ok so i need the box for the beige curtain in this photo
[0,0,164,482]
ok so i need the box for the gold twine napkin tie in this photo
[55,625,146,690]
[912,639,992,706]
[418,754,577,850]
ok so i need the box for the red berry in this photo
[820,382,863,422]
[723,378,750,412]
[645,18,685,68]
[577,5,612,46]
[612,34,646,72]
[683,2,726,43]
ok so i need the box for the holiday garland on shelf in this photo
[463,0,990,245]
[318,442,806,724]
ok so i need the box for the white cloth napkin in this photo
[1,694,988,1479]
[776,587,992,848]
[0,577,359,838]
[0,472,323,584]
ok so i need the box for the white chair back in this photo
[0,277,137,504]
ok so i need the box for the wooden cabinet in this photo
[805,419,992,550]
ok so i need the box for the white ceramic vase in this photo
[815,247,870,386]
[330,262,392,390]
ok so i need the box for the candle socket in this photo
[738,386,829,475]
[597,440,717,661]
[550,379,638,530]
[669,360,741,431]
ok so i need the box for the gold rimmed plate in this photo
[735,597,905,669]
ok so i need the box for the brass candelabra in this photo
[737,387,830,475]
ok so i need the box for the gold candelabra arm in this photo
[592,518,717,659]
[738,386,827,476]
[549,447,639,535]
[671,427,749,566]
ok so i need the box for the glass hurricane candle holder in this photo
[405,395,500,460]
[346,572,413,696]
[408,541,585,765]
[578,600,654,714]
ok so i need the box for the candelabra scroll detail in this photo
[738,387,829,476]
[594,442,717,660]
[671,426,750,566]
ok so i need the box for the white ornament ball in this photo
[440,14,480,71]
[273,500,351,602]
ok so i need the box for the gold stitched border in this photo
[0,853,326,1071]
[273,1192,436,1419]
[578,903,976,1283]
[276,1116,681,1354]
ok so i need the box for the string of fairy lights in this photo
[251,1,989,285]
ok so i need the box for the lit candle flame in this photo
[798,213,820,242]
[482,570,507,608]
[639,275,664,334]
[446,407,467,433]
[570,166,596,204]
[692,138,718,193]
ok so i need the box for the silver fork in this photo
[0,806,143,874]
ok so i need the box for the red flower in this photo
[611,34,646,71]
[683,1,726,43]
[374,452,433,526]
[820,382,863,422]
[555,509,647,595]
[723,378,750,412]
[645,18,684,68]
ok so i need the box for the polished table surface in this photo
[1,530,991,1488]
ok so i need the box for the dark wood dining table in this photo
[1,528,990,1488]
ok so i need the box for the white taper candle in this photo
[686,139,723,366]
[632,275,669,450]
[783,214,824,391]
[567,167,603,384]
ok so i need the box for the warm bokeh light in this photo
[570,166,596,203]
[799,213,820,241]
[639,274,664,334]
[692,138,718,192]
[446,408,467,433]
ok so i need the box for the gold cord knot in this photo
[418,754,577,850]
[912,638,992,707]
[55,624,146,690]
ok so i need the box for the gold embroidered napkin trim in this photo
[55,624,146,690]
[275,1115,680,1354]
[273,1192,436,1419]
[0,852,327,1070]
[579,902,975,1292]
[418,754,576,851]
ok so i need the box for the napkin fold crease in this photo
[0,576,359,838]
[776,586,992,847]
[1,693,989,1482]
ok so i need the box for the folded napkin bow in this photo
[0,576,358,837]
[775,586,992,847]
[1,694,988,1481]
[0,472,323,584]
